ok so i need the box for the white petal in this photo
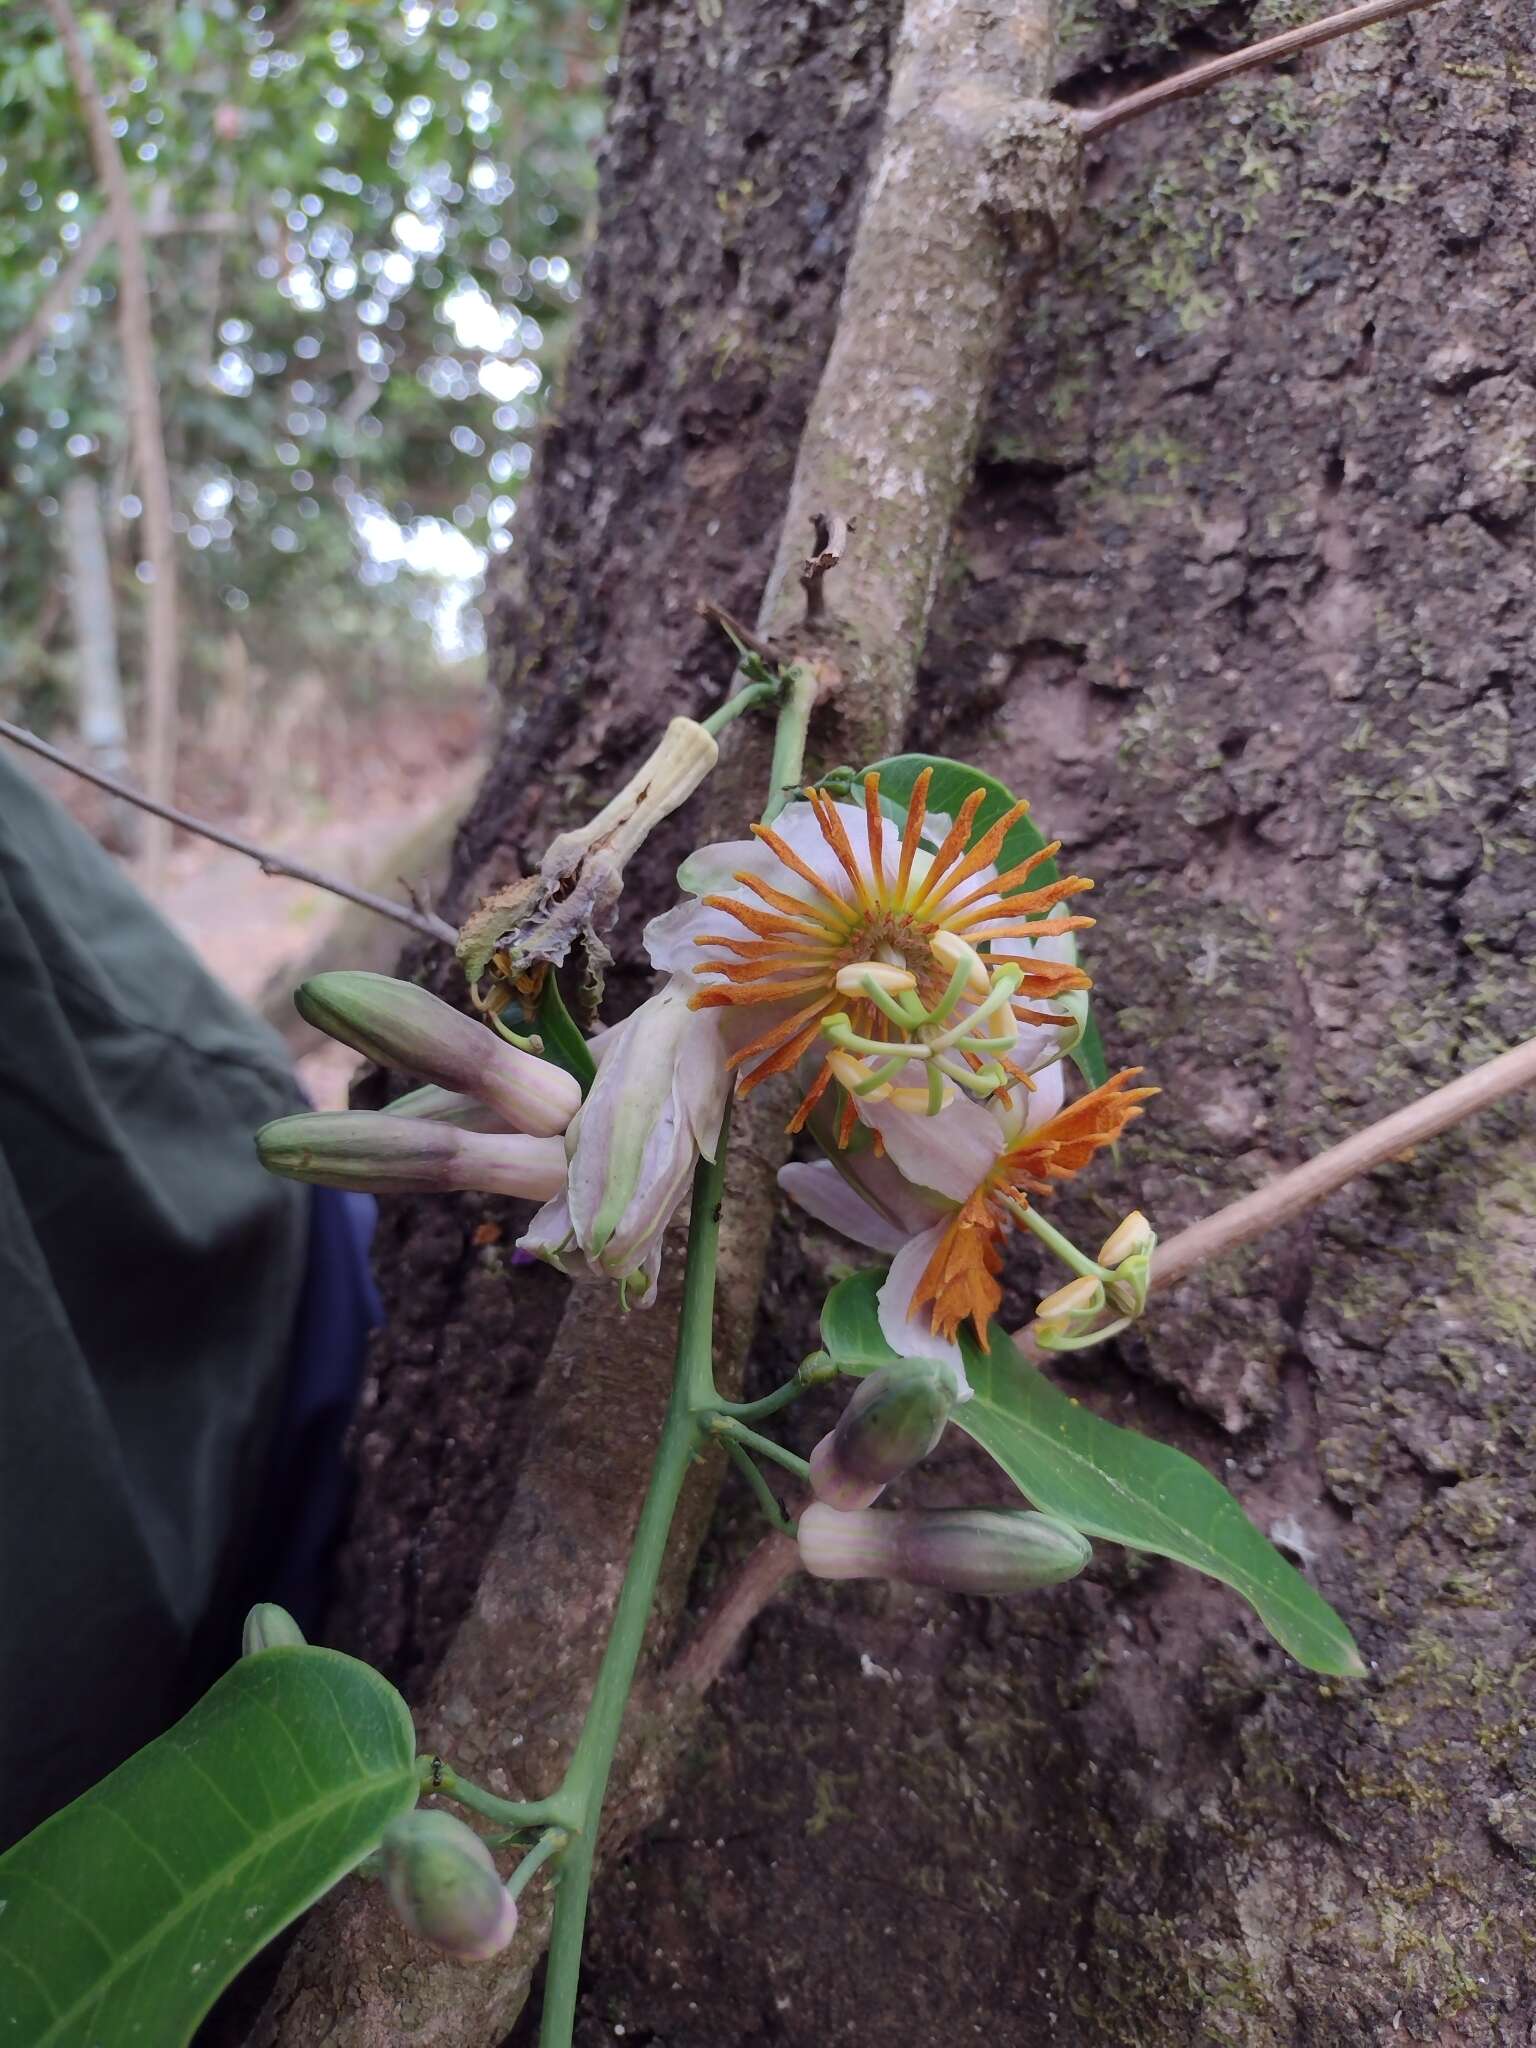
[675,836,773,897]
[778,1161,912,1254]
[877,1224,971,1398]
[1021,1056,1065,1133]
[675,1003,732,1160]
[859,1089,1003,1204]
[517,1192,574,1264]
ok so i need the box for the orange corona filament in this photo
[688,769,1095,1130]
[911,1069,1159,1350]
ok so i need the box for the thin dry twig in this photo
[47,0,181,879]
[800,511,853,623]
[695,596,784,668]
[1146,1031,1536,1293]
[0,718,457,947]
[1076,0,1454,141]
[672,1029,1536,1684]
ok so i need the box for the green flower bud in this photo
[1098,1209,1157,1317]
[380,1810,518,1961]
[1032,1272,1106,1339]
[241,1603,306,1655]
[809,1364,954,1511]
[295,972,579,1136]
[255,1111,567,1200]
[798,1503,1091,1594]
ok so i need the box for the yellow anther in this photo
[928,928,990,1001]
[1098,1210,1154,1267]
[827,1049,893,1101]
[888,1080,956,1114]
[834,960,918,997]
[1035,1274,1104,1328]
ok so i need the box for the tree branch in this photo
[0,213,113,387]
[0,719,457,947]
[0,209,244,391]
[46,0,180,879]
[1075,0,1455,141]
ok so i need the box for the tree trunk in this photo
[60,472,140,855]
[257,0,1536,2042]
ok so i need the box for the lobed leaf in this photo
[0,1647,420,2047]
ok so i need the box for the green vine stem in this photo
[536,673,816,2046]
[536,1111,730,2045]
[423,1762,575,1836]
[724,1438,798,1537]
[709,1416,813,1483]
[700,678,778,737]
[762,661,816,825]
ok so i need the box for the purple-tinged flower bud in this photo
[808,1364,954,1511]
[241,1603,305,1655]
[255,1112,567,1200]
[798,1503,1091,1594]
[389,1083,513,1133]
[295,972,580,1136]
[380,1811,517,1961]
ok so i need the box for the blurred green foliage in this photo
[0,0,614,724]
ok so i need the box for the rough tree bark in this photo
[246,0,1535,2042]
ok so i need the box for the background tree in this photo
[0,0,611,758]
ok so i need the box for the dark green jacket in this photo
[0,757,308,1847]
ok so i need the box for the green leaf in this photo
[536,970,597,1095]
[859,754,1059,889]
[0,1647,420,2047]
[820,1270,1364,1677]
[1072,1005,1110,1092]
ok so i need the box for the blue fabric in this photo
[242,1187,383,1633]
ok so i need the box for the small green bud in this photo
[798,1503,1091,1594]
[1032,1272,1106,1339]
[809,1364,954,1511]
[295,972,579,1135]
[380,1810,517,1961]
[1098,1209,1157,1316]
[255,1111,567,1200]
[241,1603,306,1655]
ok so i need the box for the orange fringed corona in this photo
[688,769,1094,1130]
[911,1070,1158,1349]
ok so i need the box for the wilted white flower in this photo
[518,981,731,1305]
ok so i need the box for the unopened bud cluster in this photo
[257,971,580,1201]
[1033,1209,1157,1351]
[799,1365,1092,1598]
